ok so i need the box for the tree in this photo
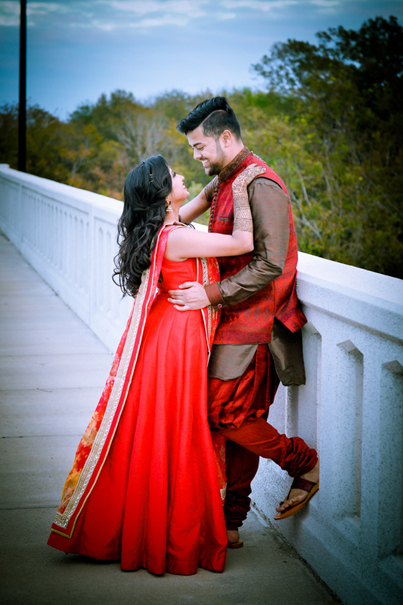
[0,103,70,182]
[252,16,403,278]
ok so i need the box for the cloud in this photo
[131,15,189,27]
[310,0,339,7]
[220,0,298,11]
[1,0,19,14]
[217,12,237,19]
[28,2,66,12]
[80,0,210,30]
[2,0,397,35]
[80,0,211,30]
[0,1,19,26]
[0,0,339,32]
[109,0,208,19]
[0,0,79,27]
[88,14,190,30]
[0,16,19,26]
[0,0,210,30]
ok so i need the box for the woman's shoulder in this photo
[165,221,195,241]
[164,222,196,262]
[165,220,195,231]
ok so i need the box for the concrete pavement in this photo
[0,231,342,605]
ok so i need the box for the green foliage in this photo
[0,104,18,168]
[0,104,73,182]
[252,15,403,278]
[0,16,401,278]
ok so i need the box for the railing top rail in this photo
[1,164,402,341]
[0,165,123,215]
[298,252,402,306]
[297,251,403,344]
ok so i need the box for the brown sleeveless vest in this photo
[209,150,306,344]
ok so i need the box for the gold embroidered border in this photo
[199,257,212,355]
[54,267,151,529]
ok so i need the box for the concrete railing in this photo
[1,165,402,605]
[0,165,133,352]
[252,256,403,605]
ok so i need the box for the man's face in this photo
[186,125,227,176]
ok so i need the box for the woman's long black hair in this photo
[113,155,172,297]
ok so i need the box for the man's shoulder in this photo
[251,175,282,188]
[248,153,288,194]
[248,176,289,201]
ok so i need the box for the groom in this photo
[169,97,319,546]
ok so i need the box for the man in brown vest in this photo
[169,97,319,547]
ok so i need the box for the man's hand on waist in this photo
[168,282,210,311]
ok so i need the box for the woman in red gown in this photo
[47,155,260,575]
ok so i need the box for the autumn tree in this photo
[0,104,70,182]
[252,15,403,278]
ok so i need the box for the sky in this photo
[1,0,402,120]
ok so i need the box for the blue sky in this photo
[1,0,402,119]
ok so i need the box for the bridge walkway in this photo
[0,231,341,605]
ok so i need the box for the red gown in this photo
[48,254,227,575]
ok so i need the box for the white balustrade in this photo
[0,164,132,351]
[1,164,402,605]
[253,252,403,605]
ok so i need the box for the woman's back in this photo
[159,256,197,292]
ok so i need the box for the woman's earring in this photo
[166,200,173,212]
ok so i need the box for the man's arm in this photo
[205,178,290,307]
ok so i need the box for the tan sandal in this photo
[274,477,319,520]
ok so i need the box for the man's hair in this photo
[177,96,241,140]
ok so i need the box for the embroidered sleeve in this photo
[232,164,264,233]
[218,179,290,306]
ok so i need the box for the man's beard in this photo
[204,140,226,176]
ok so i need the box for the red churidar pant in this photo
[208,345,318,530]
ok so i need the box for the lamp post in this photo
[18,0,27,172]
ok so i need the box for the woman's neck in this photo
[164,209,180,224]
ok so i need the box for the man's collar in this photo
[218,147,250,183]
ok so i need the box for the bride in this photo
[47,155,263,575]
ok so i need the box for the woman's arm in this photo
[165,225,253,261]
[179,177,217,224]
[165,165,264,262]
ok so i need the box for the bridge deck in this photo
[0,231,340,605]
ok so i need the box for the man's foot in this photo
[227,529,243,549]
[274,460,319,520]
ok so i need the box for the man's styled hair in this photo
[177,96,241,140]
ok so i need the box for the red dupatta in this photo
[50,224,221,539]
